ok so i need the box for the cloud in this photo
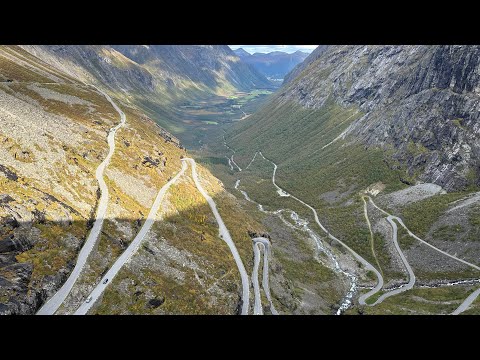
[229,45,317,54]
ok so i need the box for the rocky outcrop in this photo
[112,45,273,91]
[22,45,273,101]
[0,165,18,181]
[0,45,190,315]
[277,45,480,191]
[146,297,165,309]
[21,45,156,93]
[247,230,271,239]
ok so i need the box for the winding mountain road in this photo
[252,237,278,315]
[74,160,187,315]
[245,152,258,170]
[452,287,480,314]
[369,216,416,305]
[363,197,383,278]
[229,145,480,312]
[366,196,480,311]
[252,240,263,315]
[230,155,242,172]
[37,88,126,315]
[222,135,242,171]
[367,197,480,272]
[235,158,357,314]
[185,158,250,315]
[257,152,384,306]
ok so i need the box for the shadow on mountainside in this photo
[0,187,268,315]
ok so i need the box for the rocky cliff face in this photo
[23,45,272,101]
[1,45,264,315]
[277,45,480,191]
[21,45,274,149]
[21,45,156,93]
[0,46,181,314]
[113,45,273,92]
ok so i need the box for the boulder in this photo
[146,297,165,309]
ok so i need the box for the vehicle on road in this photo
[103,278,109,284]
[85,296,92,303]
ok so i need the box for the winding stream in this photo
[226,142,480,314]
[234,157,358,314]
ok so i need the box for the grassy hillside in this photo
[1,45,271,315]
[21,45,276,149]
[227,99,407,207]
[212,45,480,314]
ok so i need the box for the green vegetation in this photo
[275,250,334,286]
[199,93,480,313]
[432,225,464,242]
[397,222,416,249]
[95,161,266,314]
[349,286,476,315]
[201,126,407,284]
[469,205,480,227]
[406,140,429,157]
[15,220,87,280]
[401,192,470,238]
[364,290,386,305]
[363,197,383,276]
[96,264,226,315]
[133,88,273,149]
[228,100,406,210]
[460,291,480,315]
[451,118,465,130]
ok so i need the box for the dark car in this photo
[103,278,109,284]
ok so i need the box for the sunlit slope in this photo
[228,98,407,207]
[223,46,480,314]
[231,45,480,192]
[21,45,273,147]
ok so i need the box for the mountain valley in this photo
[1,44,479,315]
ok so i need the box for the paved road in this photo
[366,196,480,311]
[230,155,242,172]
[258,152,384,306]
[367,197,480,271]
[451,287,480,314]
[252,237,278,315]
[245,152,258,170]
[222,135,242,171]
[237,153,357,314]
[236,149,480,311]
[369,216,416,305]
[362,197,383,277]
[185,158,250,315]
[74,160,187,315]
[37,88,126,315]
[446,191,480,213]
[252,240,263,315]
[226,156,234,171]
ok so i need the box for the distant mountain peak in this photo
[236,50,310,80]
[234,48,251,58]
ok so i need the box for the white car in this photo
[85,296,93,303]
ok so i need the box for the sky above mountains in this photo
[229,45,317,54]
